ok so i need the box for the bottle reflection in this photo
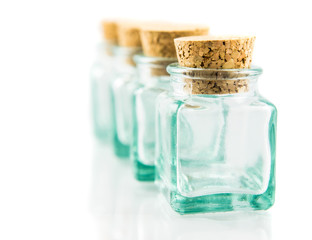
[91,142,271,240]
[139,196,271,240]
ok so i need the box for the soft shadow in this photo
[138,195,271,240]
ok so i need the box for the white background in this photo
[0,0,311,239]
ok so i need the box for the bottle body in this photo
[132,56,175,181]
[91,42,114,142]
[155,64,277,214]
[132,87,162,180]
[110,46,141,158]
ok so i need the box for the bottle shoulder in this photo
[257,95,277,112]
[156,93,277,114]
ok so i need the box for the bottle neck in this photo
[113,46,142,73]
[97,41,116,57]
[167,63,262,98]
[134,55,176,88]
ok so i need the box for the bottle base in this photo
[113,133,130,158]
[169,191,274,215]
[133,159,155,181]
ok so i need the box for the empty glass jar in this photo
[110,46,141,158]
[132,55,176,181]
[155,63,277,214]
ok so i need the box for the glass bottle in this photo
[131,24,210,180]
[132,55,176,181]
[91,41,114,142]
[155,63,277,214]
[91,21,117,142]
[110,46,142,158]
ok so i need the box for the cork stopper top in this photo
[174,35,256,69]
[117,21,143,47]
[140,24,209,58]
[101,21,118,44]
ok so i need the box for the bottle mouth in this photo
[97,41,117,56]
[167,63,262,81]
[134,54,177,77]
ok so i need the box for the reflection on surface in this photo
[91,142,271,240]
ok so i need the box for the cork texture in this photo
[182,69,250,94]
[117,21,142,47]
[175,36,255,69]
[174,36,255,94]
[102,21,118,44]
[140,25,209,58]
[184,78,249,94]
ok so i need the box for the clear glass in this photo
[155,63,277,214]
[110,46,142,158]
[132,55,176,181]
[90,42,114,142]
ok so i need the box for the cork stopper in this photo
[117,21,143,47]
[184,78,249,94]
[173,36,255,95]
[140,24,209,58]
[101,21,118,44]
[175,35,255,69]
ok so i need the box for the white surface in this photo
[0,0,312,239]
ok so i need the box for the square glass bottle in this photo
[132,55,175,181]
[110,21,142,158]
[110,46,142,158]
[91,21,117,142]
[131,23,210,180]
[155,63,277,214]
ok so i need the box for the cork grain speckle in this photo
[184,79,249,95]
[174,36,255,69]
[117,21,143,47]
[140,24,209,58]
